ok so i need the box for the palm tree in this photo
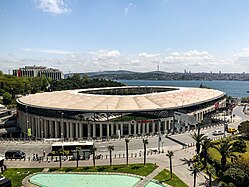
[206,165,213,187]
[91,146,97,167]
[57,148,64,168]
[108,145,114,166]
[125,138,130,166]
[200,138,213,169]
[166,150,174,179]
[76,147,82,168]
[213,138,245,173]
[190,131,207,155]
[143,139,149,166]
[189,161,201,187]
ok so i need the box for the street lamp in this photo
[61,112,64,140]
[26,105,30,139]
[162,142,164,153]
[157,109,161,153]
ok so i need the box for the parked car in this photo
[0,176,12,187]
[227,128,237,133]
[212,130,224,135]
[5,150,25,159]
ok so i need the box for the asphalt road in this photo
[0,106,248,158]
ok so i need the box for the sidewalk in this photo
[136,166,165,187]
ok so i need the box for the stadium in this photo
[16,86,226,139]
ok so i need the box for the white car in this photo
[212,130,224,135]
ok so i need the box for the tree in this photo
[213,138,246,173]
[238,120,249,137]
[200,138,213,169]
[2,92,12,105]
[76,147,82,168]
[190,131,207,155]
[189,161,201,187]
[166,150,174,179]
[91,146,97,167]
[143,139,149,166]
[108,145,114,166]
[57,148,65,168]
[125,138,130,166]
[223,156,249,186]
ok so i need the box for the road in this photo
[1,106,248,187]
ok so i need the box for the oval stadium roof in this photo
[17,86,225,112]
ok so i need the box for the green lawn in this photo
[154,169,188,187]
[2,164,157,187]
[208,140,249,162]
[3,168,43,187]
[49,163,157,176]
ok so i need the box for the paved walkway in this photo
[136,166,165,187]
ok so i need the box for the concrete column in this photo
[142,123,145,134]
[100,123,103,138]
[138,123,141,134]
[66,121,70,138]
[92,123,96,137]
[44,120,48,138]
[111,124,114,136]
[31,117,35,137]
[48,120,53,138]
[120,123,123,136]
[55,121,59,138]
[61,121,64,138]
[79,123,83,138]
[40,119,44,138]
[87,122,91,138]
[163,121,167,134]
[36,117,39,137]
[116,124,119,135]
[38,118,41,138]
[152,122,155,133]
[75,123,79,138]
[70,122,74,138]
[128,123,131,135]
[146,123,149,134]
[134,123,137,135]
[106,124,109,138]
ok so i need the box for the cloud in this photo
[35,0,71,14]
[138,52,160,58]
[124,3,133,14]
[233,47,249,65]
[163,50,214,66]
[2,47,249,74]
[39,49,73,55]
[95,49,120,60]
[23,48,73,55]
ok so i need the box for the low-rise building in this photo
[13,65,64,80]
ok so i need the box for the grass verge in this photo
[2,164,156,187]
[48,163,157,176]
[154,169,188,187]
[3,168,43,187]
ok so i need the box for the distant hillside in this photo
[64,71,249,81]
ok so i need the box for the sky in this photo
[1,0,249,74]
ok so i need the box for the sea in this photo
[116,80,249,98]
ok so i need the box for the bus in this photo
[51,141,94,160]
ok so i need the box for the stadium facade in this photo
[16,86,226,139]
